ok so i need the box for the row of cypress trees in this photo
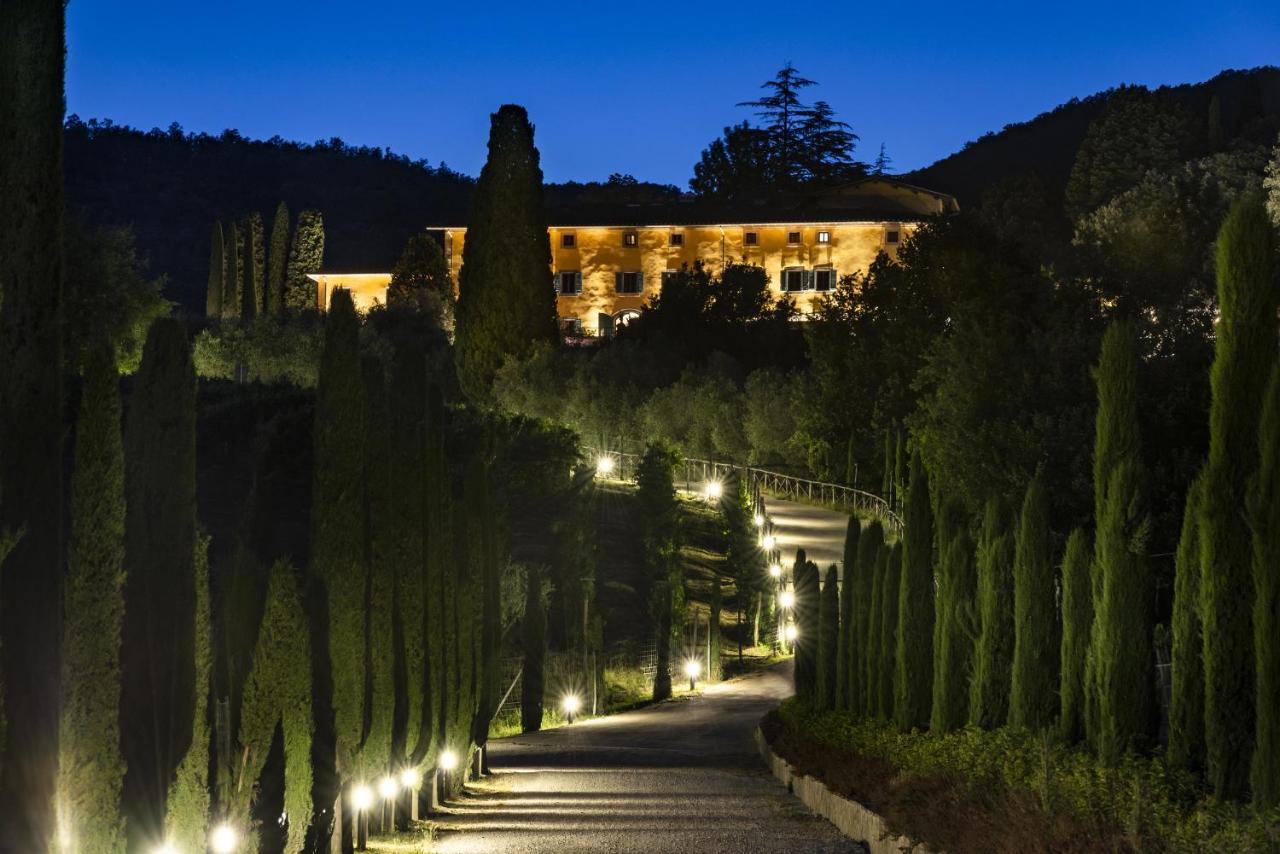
[798,194,1280,813]
[205,203,325,318]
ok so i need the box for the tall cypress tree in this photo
[816,565,840,710]
[1169,474,1206,774]
[268,202,290,315]
[362,356,395,773]
[522,570,546,733]
[855,522,885,716]
[310,289,367,815]
[1009,472,1059,732]
[794,557,820,702]
[709,574,723,681]
[58,344,126,853]
[423,385,448,763]
[223,221,241,319]
[837,517,860,711]
[864,543,885,718]
[454,105,558,401]
[164,532,211,853]
[637,443,681,702]
[243,211,265,317]
[895,449,934,732]
[1200,195,1277,800]
[285,210,325,311]
[1251,364,1280,809]
[467,454,503,749]
[931,529,975,733]
[206,220,224,318]
[1058,529,1092,744]
[0,2,65,842]
[1093,320,1154,763]
[877,545,902,719]
[120,318,197,849]
[969,498,1015,729]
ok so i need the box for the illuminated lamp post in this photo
[703,480,723,502]
[351,783,374,851]
[595,455,615,477]
[400,767,423,822]
[377,775,399,833]
[210,824,239,854]
[683,658,702,692]
[562,693,582,724]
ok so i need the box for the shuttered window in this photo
[561,233,576,248]
[614,271,644,294]
[817,230,831,244]
[744,231,759,246]
[781,268,808,293]
[622,231,639,247]
[556,271,582,295]
[814,268,836,292]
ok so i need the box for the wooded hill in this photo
[903,66,1280,206]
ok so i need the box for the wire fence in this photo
[493,642,661,723]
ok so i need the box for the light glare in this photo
[378,775,399,799]
[683,659,702,678]
[769,563,782,578]
[351,784,374,811]
[400,767,422,789]
[785,623,798,641]
[753,513,764,527]
[703,481,723,500]
[595,455,615,475]
[762,534,776,550]
[210,824,239,854]
[152,845,179,854]
[779,590,795,608]
[439,750,459,771]
[562,694,581,715]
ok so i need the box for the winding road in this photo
[431,496,854,853]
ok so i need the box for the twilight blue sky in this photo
[67,1,1280,186]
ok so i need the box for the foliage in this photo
[361,356,395,772]
[310,290,368,776]
[772,699,1280,853]
[192,313,325,387]
[284,210,324,311]
[58,344,126,854]
[1200,195,1277,800]
[793,555,819,701]
[234,560,312,854]
[1064,86,1194,219]
[816,565,840,710]
[64,219,170,374]
[387,229,454,328]
[835,517,859,711]
[268,202,289,315]
[120,318,198,847]
[244,211,265,317]
[206,221,224,318]
[1058,529,1092,745]
[969,497,1015,729]
[1266,134,1280,226]
[877,545,902,720]
[1091,321,1155,762]
[422,385,448,763]
[1009,472,1058,732]
[224,221,241,319]
[931,528,975,733]
[1251,364,1280,809]
[163,532,211,854]
[636,442,682,701]
[1169,473,1207,773]
[895,449,933,732]
[853,521,884,716]
[455,105,557,401]
[522,569,547,733]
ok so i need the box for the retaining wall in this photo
[755,727,938,854]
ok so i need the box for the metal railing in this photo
[589,449,903,534]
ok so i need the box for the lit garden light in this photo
[377,775,399,831]
[152,845,179,854]
[761,533,776,551]
[683,658,702,691]
[703,480,723,501]
[439,749,459,772]
[562,693,582,724]
[785,623,798,642]
[401,767,423,821]
[210,823,239,854]
[595,455,615,476]
[351,782,374,812]
[753,513,764,527]
[769,563,782,579]
[779,589,795,609]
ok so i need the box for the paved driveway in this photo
[431,663,858,854]
[761,495,852,577]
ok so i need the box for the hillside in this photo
[902,66,1280,207]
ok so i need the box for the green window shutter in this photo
[637,272,645,292]
[575,272,582,294]
[615,272,623,292]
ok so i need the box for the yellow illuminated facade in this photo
[308,178,957,335]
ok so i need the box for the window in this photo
[744,231,759,246]
[559,316,583,336]
[622,231,639,247]
[615,271,644,294]
[556,271,582,295]
[787,231,802,245]
[561,233,576,249]
[781,268,808,293]
[885,229,900,245]
[817,230,831,244]
[669,232,684,247]
[616,309,640,327]
[660,269,680,290]
[813,268,836,292]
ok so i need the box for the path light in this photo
[562,693,582,724]
[152,845,179,854]
[761,534,776,551]
[785,623,798,642]
[595,455,615,476]
[684,658,702,691]
[378,776,398,800]
[703,480,723,501]
[779,590,794,609]
[753,513,764,527]
[210,824,239,854]
[351,783,374,812]
[439,750,459,772]
[400,767,421,789]
[769,563,782,579]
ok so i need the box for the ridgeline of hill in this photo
[66,67,1280,309]
[902,67,1280,206]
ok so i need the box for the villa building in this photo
[307,177,957,336]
